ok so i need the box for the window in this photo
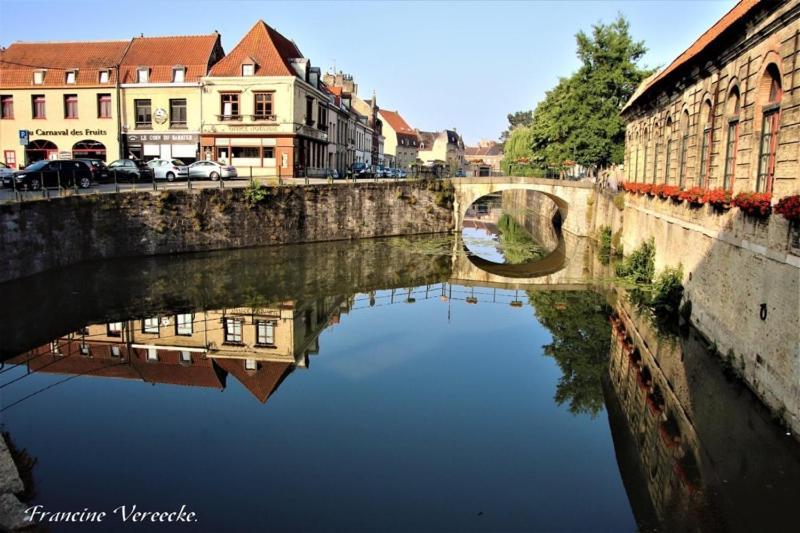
[698,101,713,188]
[263,147,275,159]
[31,95,46,118]
[678,111,690,188]
[176,313,193,335]
[63,94,78,119]
[224,317,243,343]
[232,146,260,158]
[33,70,45,84]
[220,93,239,119]
[111,346,121,358]
[134,99,151,128]
[1,96,13,119]
[663,120,672,183]
[256,320,275,346]
[99,70,110,84]
[137,68,149,83]
[142,317,159,334]
[242,63,255,76]
[66,70,76,84]
[245,359,257,371]
[180,351,192,364]
[107,322,123,337]
[147,348,158,362]
[172,67,185,83]
[318,104,328,131]
[756,66,782,193]
[254,92,273,119]
[80,344,91,357]
[652,140,659,184]
[305,97,314,126]
[50,341,61,355]
[170,98,187,128]
[642,132,648,183]
[723,88,741,190]
[97,94,112,118]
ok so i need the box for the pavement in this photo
[0,176,415,204]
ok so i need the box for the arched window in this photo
[652,125,660,184]
[642,127,649,183]
[664,117,673,184]
[72,140,107,161]
[698,100,713,188]
[723,86,741,190]
[634,130,640,182]
[25,139,58,164]
[756,64,782,193]
[678,110,690,188]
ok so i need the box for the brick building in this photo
[622,0,800,198]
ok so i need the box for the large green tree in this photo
[507,15,652,174]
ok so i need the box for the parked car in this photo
[398,169,407,179]
[455,168,466,177]
[107,159,155,181]
[147,159,189,181]
[349,162,371,179]
[374,165,390,178]
[12,159,93,190]
[187,160,238,180]
[1,162,15,188]
[75,158,110,182]
[387,168,399,179]
[325,168,341,180]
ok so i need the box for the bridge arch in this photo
[451,176,596,237]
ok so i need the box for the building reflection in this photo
[605,296,800,532]
[7,295,348,404]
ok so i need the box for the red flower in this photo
[702,187,732,207]
[660,185,682,200]
[775,194,800,224]
[732,192,772,218]
[678,187,706,205]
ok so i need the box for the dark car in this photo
[349,162,371,179]
[107,159,155,181]
[13,159,93,190]
[75,158,110,182]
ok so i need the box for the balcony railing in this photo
[249,114,276,122]
[217,114,243,121]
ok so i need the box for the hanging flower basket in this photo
[701,187,732,210]
[678,187,706,207]
[732,192,772,218]
[775,194,800,225]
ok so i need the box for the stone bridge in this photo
[452,176,596,237]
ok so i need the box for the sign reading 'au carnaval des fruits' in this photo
[31,128,109,137]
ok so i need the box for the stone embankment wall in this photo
[593,189,800,436]
[0,181,454,284]
[500,189,561,251]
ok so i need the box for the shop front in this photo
[8,127,118,167]
[123,133,200,163]
[199,134,294,178]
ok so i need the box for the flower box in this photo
[732,192,772,218]
[678,186,706,206]
[702,187,732,210]
[775,194,800,225]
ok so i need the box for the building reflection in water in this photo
[605,295,800,532]
[7,295,348,404]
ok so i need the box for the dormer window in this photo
[242,63,255,76]
[172,66,185,83]
[65,70,77,84]
[99,70,110,84]
[137,68,149,83]
[33,70,45,85]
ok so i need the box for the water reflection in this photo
[0,235,798,531]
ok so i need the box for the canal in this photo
[0,232,798,531]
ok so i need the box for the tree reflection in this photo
[527,291,611,416]
[497,212,548,264]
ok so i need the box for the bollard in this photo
[41,171,46,198]
[114,170,119,193]
[188,172,192,190]
[57,170,62,197]
[152,170,157,191]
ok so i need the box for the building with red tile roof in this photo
[200,20,333,178]
[621,0,800,198]
[378,109,419,169]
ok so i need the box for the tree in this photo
[508,15,652,173]
[500,110,534,142]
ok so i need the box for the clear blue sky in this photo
[0,0,734,144]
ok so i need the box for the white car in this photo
[187,161,238,180]
[146,159,189,181]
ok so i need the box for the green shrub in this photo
[244,181,270,206]
[598,226,612,257]
[615,238,655,284]
[613,192,625,211]
[650,265,684,316]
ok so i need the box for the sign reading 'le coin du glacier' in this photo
[30,128,109,136]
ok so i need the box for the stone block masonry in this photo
[0,181,454,284]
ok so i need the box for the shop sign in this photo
[126,133,199,144]
[32,128,108,136]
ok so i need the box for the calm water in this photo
[0,235,798,532]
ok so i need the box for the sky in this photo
[0,0,736,145]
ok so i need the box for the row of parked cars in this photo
[1,158,239,190]
[346,163,407,179]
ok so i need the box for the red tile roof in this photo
[214,358,293,403]
[120,34,222,83]
[378,109,416,136]
[623,0,761,113]
[209,20,302,77]
[465,145,503,157]
[0,40,130,87]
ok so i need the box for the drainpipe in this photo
[116,38,134,160]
